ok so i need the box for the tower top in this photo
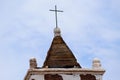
[43,36,81,68]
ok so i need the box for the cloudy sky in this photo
[0,0,120,80]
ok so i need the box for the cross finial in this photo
[50,5,63,28]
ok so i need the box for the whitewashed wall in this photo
[60,74,80,80]
[29,75,44,80]
[29,74,81,80]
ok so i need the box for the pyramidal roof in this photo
[43,27,81,68]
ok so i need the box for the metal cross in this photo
[50,5,63,28]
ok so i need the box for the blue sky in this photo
[0,0,120,80]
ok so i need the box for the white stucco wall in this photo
[29,74,80,80]
[29,75,44,80]
[60,74,80,80]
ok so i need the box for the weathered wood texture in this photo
[43,36,81,68]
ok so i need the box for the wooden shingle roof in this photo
[43,36,81,68]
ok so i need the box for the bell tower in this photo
[24,6,105,80]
